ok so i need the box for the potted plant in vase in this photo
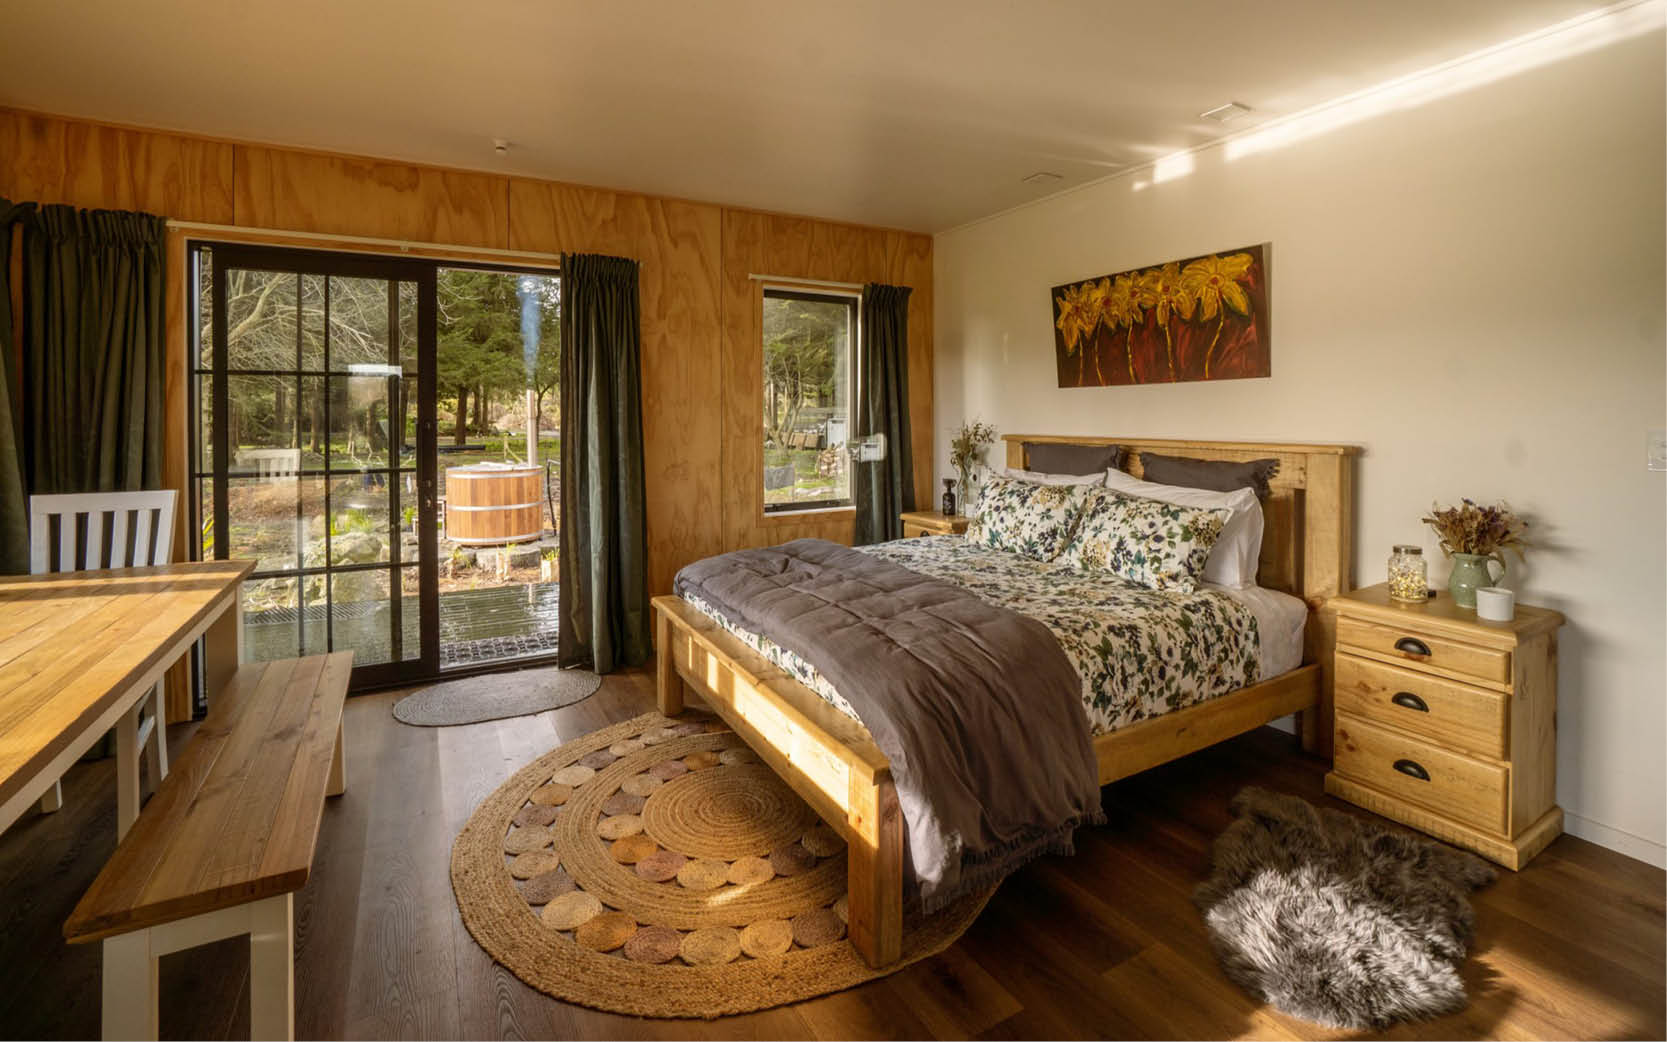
[948,420,997,515]
[1422,499,1529,609]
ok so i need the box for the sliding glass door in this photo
[194,244,439,687]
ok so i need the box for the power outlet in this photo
[1650,429,1667,472]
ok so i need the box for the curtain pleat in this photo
[0,200,32,574]
[853,282,915,545]
[22,205,167,496]
[557,253,650,673]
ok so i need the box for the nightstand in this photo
[899,510,970,538]
[1324,583,1564,869]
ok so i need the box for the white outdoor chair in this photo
[28,490,177,836]
[237,447,300,483]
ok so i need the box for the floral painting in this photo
[1051,244,1269,387]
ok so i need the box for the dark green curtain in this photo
[0,201,31,574]
[853,282,914,545]
[23,206,167,496]
[557,253,650,673]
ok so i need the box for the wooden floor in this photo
[1,668,1661,1040]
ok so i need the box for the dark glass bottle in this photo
[941,478,957,517]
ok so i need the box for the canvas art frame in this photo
[1051,243,1270,387]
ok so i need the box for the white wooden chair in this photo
[28,491,177,837]
[237,448,300,483]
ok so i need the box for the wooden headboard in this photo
[1004,435,1360,609]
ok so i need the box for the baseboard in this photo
[1563,812,1667,869]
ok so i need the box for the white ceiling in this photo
[0,0,1611,232]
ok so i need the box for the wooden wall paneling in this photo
[163,230,193,721]
[508,180,725,597]
[0,111,234,223]
[233,145,510,250]
[720,210,934,550]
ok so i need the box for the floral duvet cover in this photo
[682,534,1262,736]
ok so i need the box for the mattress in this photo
[681,534,1309,737]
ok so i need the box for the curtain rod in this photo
[747,273,868,292]
[164,220,564,265]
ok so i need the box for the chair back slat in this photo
[28,491,178,575]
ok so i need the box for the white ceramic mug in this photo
[1475,586,1515,622]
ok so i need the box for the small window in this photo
[762,288,857,513]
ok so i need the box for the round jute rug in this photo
[451,711,992,1019]
[393,667,601,727]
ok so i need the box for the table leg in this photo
[116,705,140,842]
[202,587,245,705]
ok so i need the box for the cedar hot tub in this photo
[445,463,544,545]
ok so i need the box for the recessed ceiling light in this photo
[1200,102,1253,123]
[1022,171,1063,185]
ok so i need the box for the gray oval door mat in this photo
[393,667,602,727]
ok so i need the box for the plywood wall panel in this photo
[508,179,725,597]
[0,108,932,605]
[0,111,233,222]
[233,145,509,249]
[719,209,933,552]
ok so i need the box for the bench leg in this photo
[249,893,295,1042]
[116,705,141,842]
[103,929,159,1041]
[143,683,169,794]
[39,781,63,814]
[326,719,346,798]
[845,775,904,968]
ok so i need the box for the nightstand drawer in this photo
[1336,617,1510,686]
[902,523,939,538]
[1335,654,1507,759]
[1334,713,1507,834]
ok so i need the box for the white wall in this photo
[933,22,1666,864]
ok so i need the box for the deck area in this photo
[244,581,559,671]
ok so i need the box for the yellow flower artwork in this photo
[1050,243,1269,387]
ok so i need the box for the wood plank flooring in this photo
[1,667,1660,1040]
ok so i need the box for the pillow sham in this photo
[1023,441,1125,476]
[1004,467,1106,487]
[1102,468,1263,587]
[1057,487,1231,593]
[1138,452,1280,500]
[965,475,1091,561]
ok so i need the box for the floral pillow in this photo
[965,475,1091,561]
[1057,487,1231,592]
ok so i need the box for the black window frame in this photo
[761,286,859,515]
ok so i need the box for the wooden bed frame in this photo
[650,436,1359,967]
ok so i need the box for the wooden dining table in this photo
[0,559,254,838]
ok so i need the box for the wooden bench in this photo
[63,652,354,1042]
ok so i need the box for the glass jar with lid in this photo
[1388,544,1427,602]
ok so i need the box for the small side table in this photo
[1324,582,1564,869]
[899,510,970,538]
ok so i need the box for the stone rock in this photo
[332,531,385,564]
[507,544,541,569]
[764,463,796,491]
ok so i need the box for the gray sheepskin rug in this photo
[1195,787,1496,1030]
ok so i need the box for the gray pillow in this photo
[1023,441,1125,476]
[1138,452,1280,499]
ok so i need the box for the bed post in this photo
[655,605,685,716]
[846,770,903,968]
[1298,450,1353,759]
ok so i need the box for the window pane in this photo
[226,269,299,371]
[327,374,396,472]
[225,475,316,573]
[762,291,853,511]
[225,375,300,477]
[243,575,300,661]
[195,246,213,370]
[326,473,391,567]
[328,276,390,371]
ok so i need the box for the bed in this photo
[651,435,1358,967]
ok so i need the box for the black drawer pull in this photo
[1393,759,1430,782]
[1393,636,1431,657]
[1391,691,1429,712]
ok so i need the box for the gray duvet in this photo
[674,538,1104,910]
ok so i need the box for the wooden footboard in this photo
[653,595,903,967]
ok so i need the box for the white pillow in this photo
[1102,468,1263,587]
[1003,467,1107,487]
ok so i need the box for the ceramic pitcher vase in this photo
[1448,552,1506,609]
